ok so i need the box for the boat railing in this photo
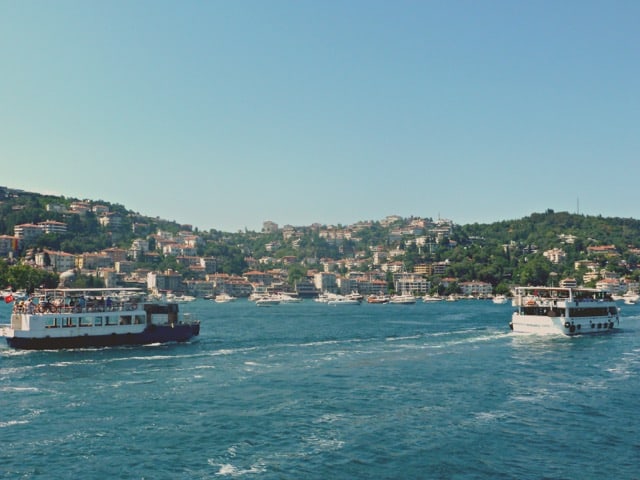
[12,299,142,315]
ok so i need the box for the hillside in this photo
[2,187,640,294]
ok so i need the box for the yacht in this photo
[214,292,237,303]
[389,293,416,304]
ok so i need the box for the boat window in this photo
[119,315,132,325]
[134,315,145,325]
[94,316,103,326]
[64,317,76,328]
[105,316,118,326]
[568,307,611,317]
[45,317,59,328]
[79,317,92,327]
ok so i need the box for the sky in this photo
[1,1,639,232]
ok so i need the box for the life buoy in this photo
[526,300,535,306]
[564,321,570,329]
[569,325,576,333]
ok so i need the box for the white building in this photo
[393,273,430,295]
[314,272,337,293]
[14,223,43,243]
[35,250,76,272]
[543,248,566,264]
[39,220,67,235]
[459,281,492,297]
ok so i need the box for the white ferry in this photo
[0,287,200,350]
[510,286,619,335]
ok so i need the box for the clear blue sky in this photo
[2,1,638,232]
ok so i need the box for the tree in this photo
[287,264,307,287]
[515,256,553,286]
[4,264,58,292]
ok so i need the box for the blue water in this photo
[1,300,639,479]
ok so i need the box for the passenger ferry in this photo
[510,286,619,335]
[0,287,200,350]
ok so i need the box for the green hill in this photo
[2,187,639,293]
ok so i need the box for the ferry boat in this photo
[510,286,619,335]
[0,287,200,350]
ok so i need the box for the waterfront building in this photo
[147,270,184,293]
[314,272,337,293]
[393,273,429,295]
[459,281,492,297]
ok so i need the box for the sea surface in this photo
[1,299,639,479]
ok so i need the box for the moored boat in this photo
[327,295,361,306]
[255,295,281,306]
[389,293,416,304]
[510,286,619,335]
[367,294,390,304]
[276,292,303,303]
[492,294,508,304]
[214,292,237,303]
[0,287,200,350]
[422,294,442,303]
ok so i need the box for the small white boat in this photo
[492,295,508,305]
[422,295,441,303]
[367,294,390,304]
[389,293,416,304]
[327,296,361,306]
[346,291,364,302]
[249,286,270,302]
[276,292,303,303]
[166,293,196,303]
[214,292,237,303]
[315,292,339,303]
[256,295,281,307]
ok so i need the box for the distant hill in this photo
[2,186,639,291]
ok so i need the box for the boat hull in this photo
[4,324,200,350]
[510,314,617,335]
